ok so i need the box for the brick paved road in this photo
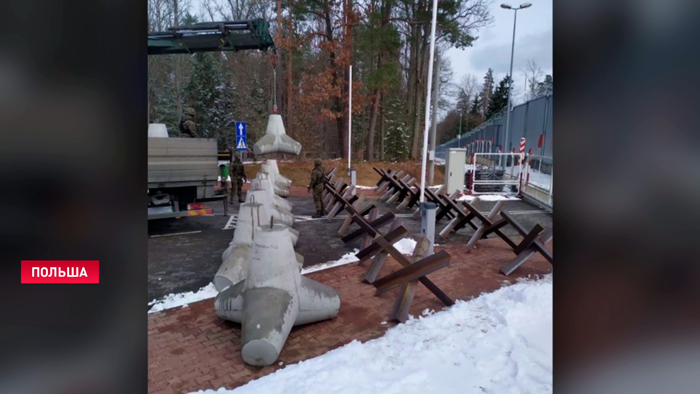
[148,187,551,301]
[148,239,552,394]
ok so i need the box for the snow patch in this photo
[355,185,377,190]
[150,251,367,313]
[300,250,360,275]
[148,283,218,314]
[506,166,552,191]
[457,194,520,202]
[393,238,417,255]
[189,275,552,394]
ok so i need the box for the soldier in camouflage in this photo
[179,107,198,138]
[307,159,325,218]
[229,155,247,204]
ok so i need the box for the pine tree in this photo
[185,52,230,147]
[470,94,480,115]
[213,62,235,150]
[466,93,483,127]
[536,74,553,98]
[383,94,410,161]
[486,75,512,119]
[148,56,183,134]
[457,89,470,113]
[478,68,494,116]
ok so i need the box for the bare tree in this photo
[200,0,221,21]
[456,73,479,110]
[148,0,174,31]
[521,59,543,102]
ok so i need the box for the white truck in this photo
[147,19,275,219]
[147,124,224,220]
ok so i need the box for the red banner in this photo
[21,260,100,284]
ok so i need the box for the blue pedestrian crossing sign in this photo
[235,121,247,151]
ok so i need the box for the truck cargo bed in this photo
[148,138,219,187]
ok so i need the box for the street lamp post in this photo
[500,2,531,155]
[458,109,462,147]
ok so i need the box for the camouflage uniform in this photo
[308,159,325,217]
[229,157,247,203]
[179,107,198,138]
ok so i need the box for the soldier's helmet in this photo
[184,107,196,116]
[314,159,322,166]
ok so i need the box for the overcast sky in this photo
[446,0,553,100]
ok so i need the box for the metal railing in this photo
[470,153,553,210]
[470,153,523,195]
[519,154,553,209]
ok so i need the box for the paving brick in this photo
[148,238,551,393]
[149,387,177,394]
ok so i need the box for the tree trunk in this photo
[379,95,386,161]
[411,26,432,159]
[276,0,284,115]
[321,1,345,157]
[409,21,425,159]
[405,0,419,158]
[286,0,294,137]
[406,21,418,159]
[367,0,392,162]
[173,0,182,122]
[342,0,354,159]
[367,88,381,161]
[286,45,293,136]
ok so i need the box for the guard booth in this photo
[445,148,467,195]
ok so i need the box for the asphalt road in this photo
[148,195,552,301]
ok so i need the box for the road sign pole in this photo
[235,121,248,152]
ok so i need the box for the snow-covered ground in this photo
[506,166,552,191]
[301,238,416,275]
[457,194,520,202]
[148,283,218,314]
[190,275,553,394]
[148,238,419,314]
[524,169,552,191]
[300,250,359,275]
[393,237,417,255]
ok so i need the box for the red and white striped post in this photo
[519,138,526,192]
